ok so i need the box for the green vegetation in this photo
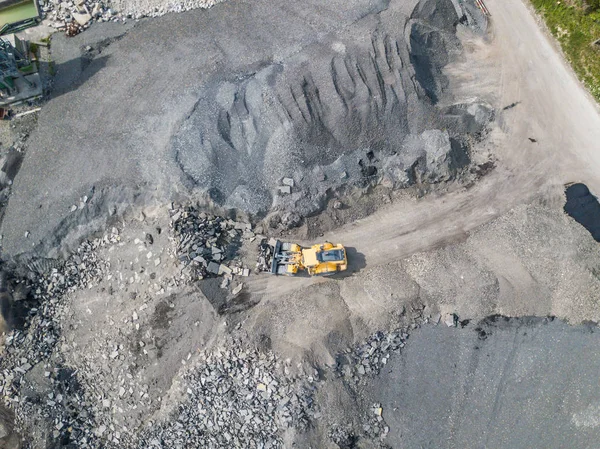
[18,63,35,74]
[28,42,38,57]
[530,0,600,101]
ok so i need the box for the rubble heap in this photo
[328,403,392,449]
[111,0,222,20]
[170,205,254,288]
[0,231,116,448]
[39,0,222,35]
[41,0,123,34]
[8,233,112,361]
[256,238,274,272]
[134,339,316,449]
[334,330,408,384]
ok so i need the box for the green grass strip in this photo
[530,0,600,101]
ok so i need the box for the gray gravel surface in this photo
[370,318,600,449]
[0,0,490,258]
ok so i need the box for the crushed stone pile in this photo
[334,330,409,383]
[171,0,493,220]
[133,339,316,449]
[256,238,274,273]
[170,205,256,288]
[0,228,428,449]
[0,0,493,257]
[0,231,116,448]
[39,0,222,34]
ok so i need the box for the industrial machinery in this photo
[270,240,347,276]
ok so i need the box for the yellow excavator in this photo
[270,240,348,276]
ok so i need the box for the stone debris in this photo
[0,202,431,449]
[256,238,274,272]
[170,205,252,287]
[334,329,408,384]
[444,313,458,327]
[0,230,118,448]
[329,412,391,449]
[363,403,390,444]
[232,283,243,296]
[134,339,315,449]
[39,0,222,35]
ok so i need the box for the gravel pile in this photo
[134,339,316,449]
[170,205,254,287]
[39,0,222,35]
[328,402,392,449]
[0,205,441,448]
[108,0,221,20]
[41,0,125,35]
[0,230,117,448]
[256,238,274,272]
[334,330,409,384]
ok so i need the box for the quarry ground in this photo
[2,0,600,447]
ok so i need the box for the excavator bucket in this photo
[270,240,283,274]
[270,240,301,275]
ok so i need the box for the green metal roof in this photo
[0,0,40,35]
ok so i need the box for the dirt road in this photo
[251,0,600,296]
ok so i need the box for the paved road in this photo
[371,318,600,449]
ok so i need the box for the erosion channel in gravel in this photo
[172,0,493,218]
[0,0,494,257]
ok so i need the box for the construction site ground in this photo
[1,0,600,447]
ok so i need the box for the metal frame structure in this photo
[0,36,31,96]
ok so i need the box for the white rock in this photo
[444,313,456,327]
[218,264,232,275]
[72,11,91,25]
